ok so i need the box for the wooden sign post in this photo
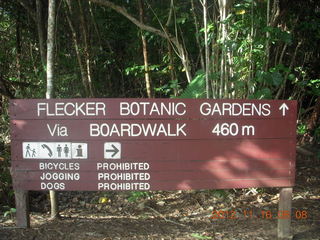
[10,99,296,238]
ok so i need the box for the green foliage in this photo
[177,70,206,99]
[127,191,150,202]
[190,233,212,239]
[249,88,272,99]
[314,126,320,144]
[297,123,308,135]
[217,0,298,98]
[290,72,320,98]
[308,79,320,96]
[0,110,10,143]
[206,189,230,200]
[0,154,13,207]
[3,206,16,218]
[0,102,13,207]
[247,65,290,99]
[154,79,182,97]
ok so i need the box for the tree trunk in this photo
[46,0,55,99]
[36,0,46,69]
[275,41,301,99]
[307,96,320,133]
[65,0,91,97]
[202,0,210,99]
[16,9,22,81]
[138,0,153,98]
[165,0,178,96]
[264,0,270,72]
[212,2,220,98]
[47,0,59,219]
[78,0,94,97]
[191,0,205,71]
[218,0,234,98]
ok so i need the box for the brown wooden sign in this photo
[10,99,297,191]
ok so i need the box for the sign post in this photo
[14,190,29,228]
[10,99,297,237]
[278,187,293,239]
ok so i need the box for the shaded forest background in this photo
[0,0,320,211]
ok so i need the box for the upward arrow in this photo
[279,103,289,116]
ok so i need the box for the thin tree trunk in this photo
[89,2,103,50]
[141,34,152,97]
[218,0,234,98]
[36,0,46,69]
[264,0,270,72]
[138,0,152,98]
[166,0,177,96]
[78,0,94,97]
[218,0,226,98]
[46,0,55,99]
[212,2,219,98]
[168,43,178,96]
[65,0,90,96]
[202,0,210,99]
[16,9,22,81]
[275,41,301,99]
[307,96,320,132]
[191,0,205,71]
[47,0,59,219]
[179,48,192,83]
[248,0,254,95]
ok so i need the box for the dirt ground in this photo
[1,153,319,240]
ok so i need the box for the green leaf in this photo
[127,191,150,202]
[177,17,187,24]
[177,70,206,99]
[249,88,272,99]
[3,208,15,217]
[288,74,295,81]
[297,124,307,135]
[190,233,212,239]
[271,72,283,86]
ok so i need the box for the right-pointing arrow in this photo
[279,103,289,116]
[105,144,119,157]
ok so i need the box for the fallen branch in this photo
[145,206,189,227]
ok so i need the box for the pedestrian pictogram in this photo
[23,143,38,159]
[25,144,31,157]
[31,148,36,157]
[24,144,37,158]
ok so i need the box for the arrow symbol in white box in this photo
[104,142,121,159]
